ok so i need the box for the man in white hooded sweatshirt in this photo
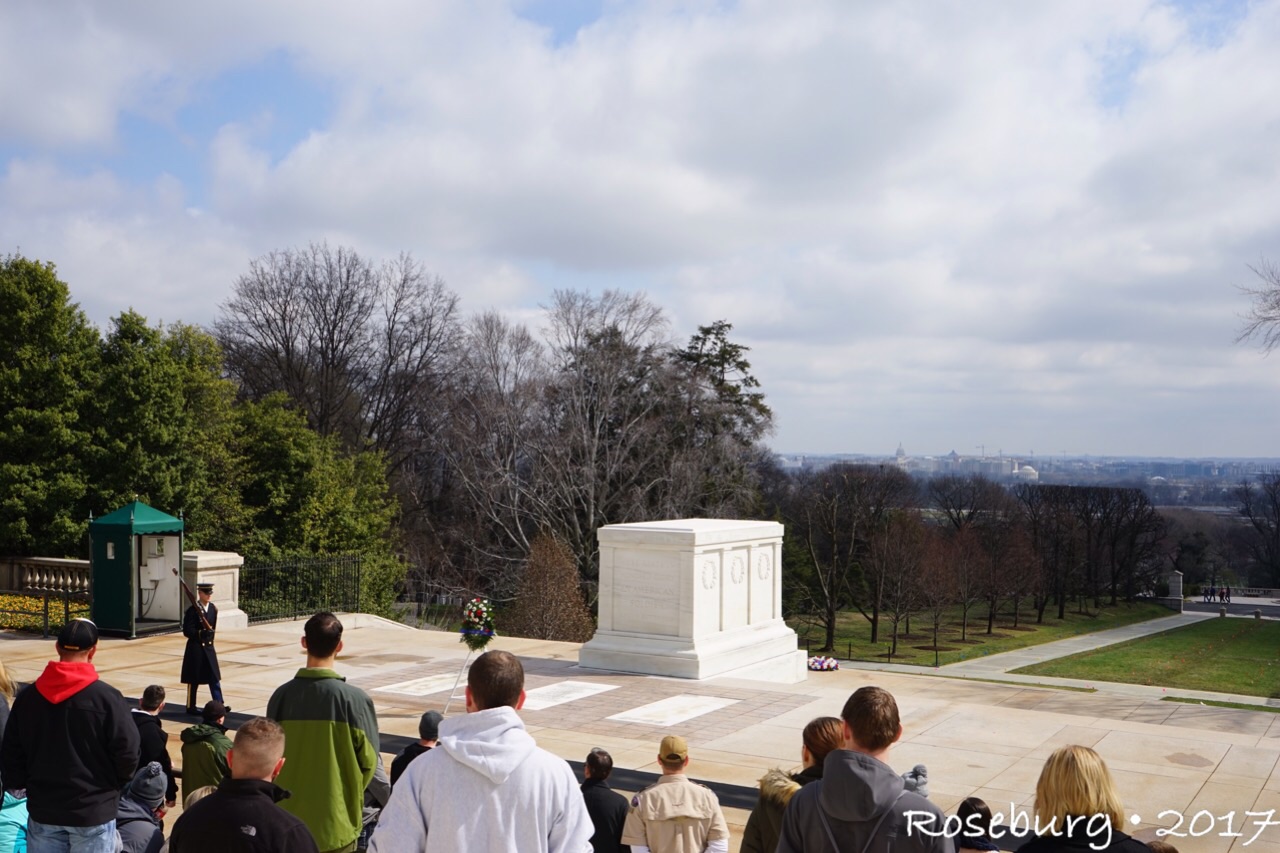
[369,650,594,853]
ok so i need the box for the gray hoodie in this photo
[777,750,953,853]
[369,706,594,853]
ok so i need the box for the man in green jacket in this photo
[179,700,233,803]
[267,612,380,853]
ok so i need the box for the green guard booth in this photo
[89,501,186,638]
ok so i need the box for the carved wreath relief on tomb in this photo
[755,552,772,581]
[700,559,718,590]
[730,555,746,585]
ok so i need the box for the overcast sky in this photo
[4,0,1280,459]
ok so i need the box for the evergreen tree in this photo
[0,256,100,555]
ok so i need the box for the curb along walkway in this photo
[849,611,1280,708]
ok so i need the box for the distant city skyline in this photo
[4,1,1280,458]
[774,448,1280,463]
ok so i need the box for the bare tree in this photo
[1104,488,1165,602]
[869,510,928,657]
[1236,473,1280,586]
[1014,484,1083,622]
[947,527,985,641]
[215,243,460,466]
[436,291,774,596]
[1236,259,1280,354]
[786,463,916,650]
[928,474,1007,531]
[916,531,958,665]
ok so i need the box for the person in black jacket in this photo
[132,684,179,809]
[169,716,319,853]
[0,618,140,850]
[581,747,630,853]
[389,710,442,788]
[1018,745,1150,853]
[181,583,224,715]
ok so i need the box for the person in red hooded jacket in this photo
[0,618,140,853]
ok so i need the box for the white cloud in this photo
[4,0,1280,454]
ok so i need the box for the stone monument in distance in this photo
[578,519,806,683]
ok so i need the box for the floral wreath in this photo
[461,597,496,652]
[808,655,839,672]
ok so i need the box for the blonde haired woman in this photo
[1019,745,1149,853]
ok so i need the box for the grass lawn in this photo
[1013,618,1280,699]
[788,601,1173,668]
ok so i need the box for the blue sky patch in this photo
[1096,36,1148,111]
[4,50,332,208]
[514,0,608,47]
[1164,0,1251,48]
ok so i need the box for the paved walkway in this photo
[3,612,1279,853]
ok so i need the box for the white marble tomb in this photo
[577,519,807,683]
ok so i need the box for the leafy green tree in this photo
[234,395,404,615]
[87,311,190,514]
[162,323,250,550]
[0,256,100,556]
[82,313,248,551]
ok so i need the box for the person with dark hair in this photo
[956,797,999,852]
[131,685,178,811]
[777,686,951,853]
[181,583,225,716]
[116,762,167,853]
[369,649,593,852]
[169,717,320,853]
[0,618,140,852]
[179,701,233,803]
[621,735,729,853]
[390,711,443,788]
[742,716,843,853]
[581,747,630,853]
[267,612,379,853]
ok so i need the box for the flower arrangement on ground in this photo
[461,597,496,652]
[807,655,839,672]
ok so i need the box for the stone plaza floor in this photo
[2,613,1279,853]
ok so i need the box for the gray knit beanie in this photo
[128,761,167,810]
[901,764,929,798]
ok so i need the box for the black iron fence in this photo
[240,555,362,624]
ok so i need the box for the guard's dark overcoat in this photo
[180,602,221,685]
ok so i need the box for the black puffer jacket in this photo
[0,662,139,827]
[169,778,320,853]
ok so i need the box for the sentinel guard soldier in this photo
[182,582,226,715]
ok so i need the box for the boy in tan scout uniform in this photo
[621,735,729,853]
